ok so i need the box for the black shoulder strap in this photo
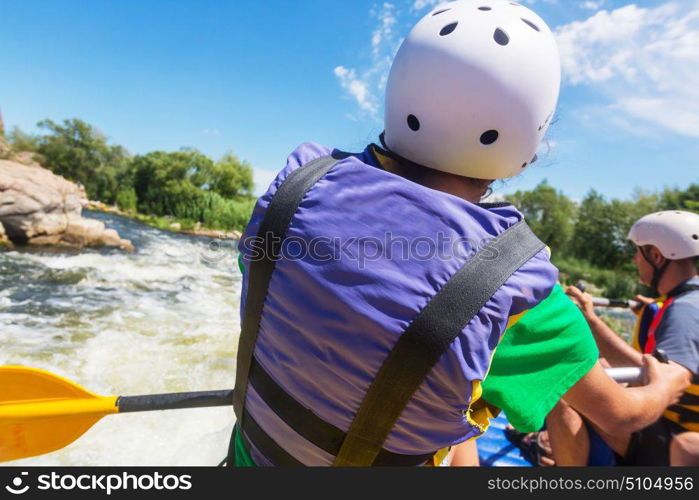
[668,283,699,299]
[233,154,343,422]
[332,221,545,466]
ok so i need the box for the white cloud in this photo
[372,2,398,58]
[580,0,605,10]
[334,66,379,115]
[201,129,221,136]
[556,2,699,138]
[412,0,442,10]
[333,3,400,119]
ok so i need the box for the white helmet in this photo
[628,211,699,260]
[384,0,560,180]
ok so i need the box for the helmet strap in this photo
[640,246,671,295]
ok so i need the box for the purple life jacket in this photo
[236,142,558,465]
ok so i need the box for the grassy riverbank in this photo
[86,201,252,239]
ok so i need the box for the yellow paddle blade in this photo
[0,366,118,463]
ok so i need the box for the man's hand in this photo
[643,354,691,406]
[565,286,597,321]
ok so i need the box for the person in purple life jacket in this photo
[228,0,689,467]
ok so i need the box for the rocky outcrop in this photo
[0,160,133,251]
[0,221,12,248]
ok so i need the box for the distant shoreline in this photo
[85,201,242,241]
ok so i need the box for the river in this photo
[1,211,240,466]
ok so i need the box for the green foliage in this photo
[660,183,699,213]
[131,150,214,215]
[209,152,254,198]
[7,126,40,152]
[129,149,255,231]
[34,118,131,203]
[553,256,640,298]
[571,191,635,269]
[505,180,577,255]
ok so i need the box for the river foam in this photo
[1,211,241,465]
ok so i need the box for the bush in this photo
[553,256,640,298]
[8,126,40,152]
[603,273,639,299]
[115,188,138,213]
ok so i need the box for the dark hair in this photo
[387,158,440,185]
[375,133,490,190]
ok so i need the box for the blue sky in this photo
[1,0,697,199]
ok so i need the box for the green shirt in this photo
[481,284,599,432]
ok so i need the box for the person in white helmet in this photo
[229,1,688,466]
[550,211,699,466]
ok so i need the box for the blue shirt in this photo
[655,276,699,374]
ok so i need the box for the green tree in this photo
[130,149,214,215]
[210,152,254,198]
[505,180,577,256]
[115,188,138,213]
[7,126,40,152]
[35,118,130,202]
[660,184,699,213]
[571,190,633,269]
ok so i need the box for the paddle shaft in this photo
[606,367,643,384]
[592,297,640,309]
[574,282,640,309]
[117,390,234,413]
[604,350,669,385]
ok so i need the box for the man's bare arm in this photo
[562,357,690,436]
[566,286,643,367]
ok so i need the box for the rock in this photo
[0,137,44,167]
[0,140,11,160]
[11,151,44,168]
[169,222,182,231]
[0,221,13,249]
[179,228,242,240]
[0,159,133,251]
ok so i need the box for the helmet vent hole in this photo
[521,163,527,169]
[522,18,540,32]
[478,6,492,11]
[407,115,421,131]
[510,2,521,6]
[494,28,509,45]
[432,8,450,16]
[480,130,499,145]
[440,22,458,36]
[692,234,698,240]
